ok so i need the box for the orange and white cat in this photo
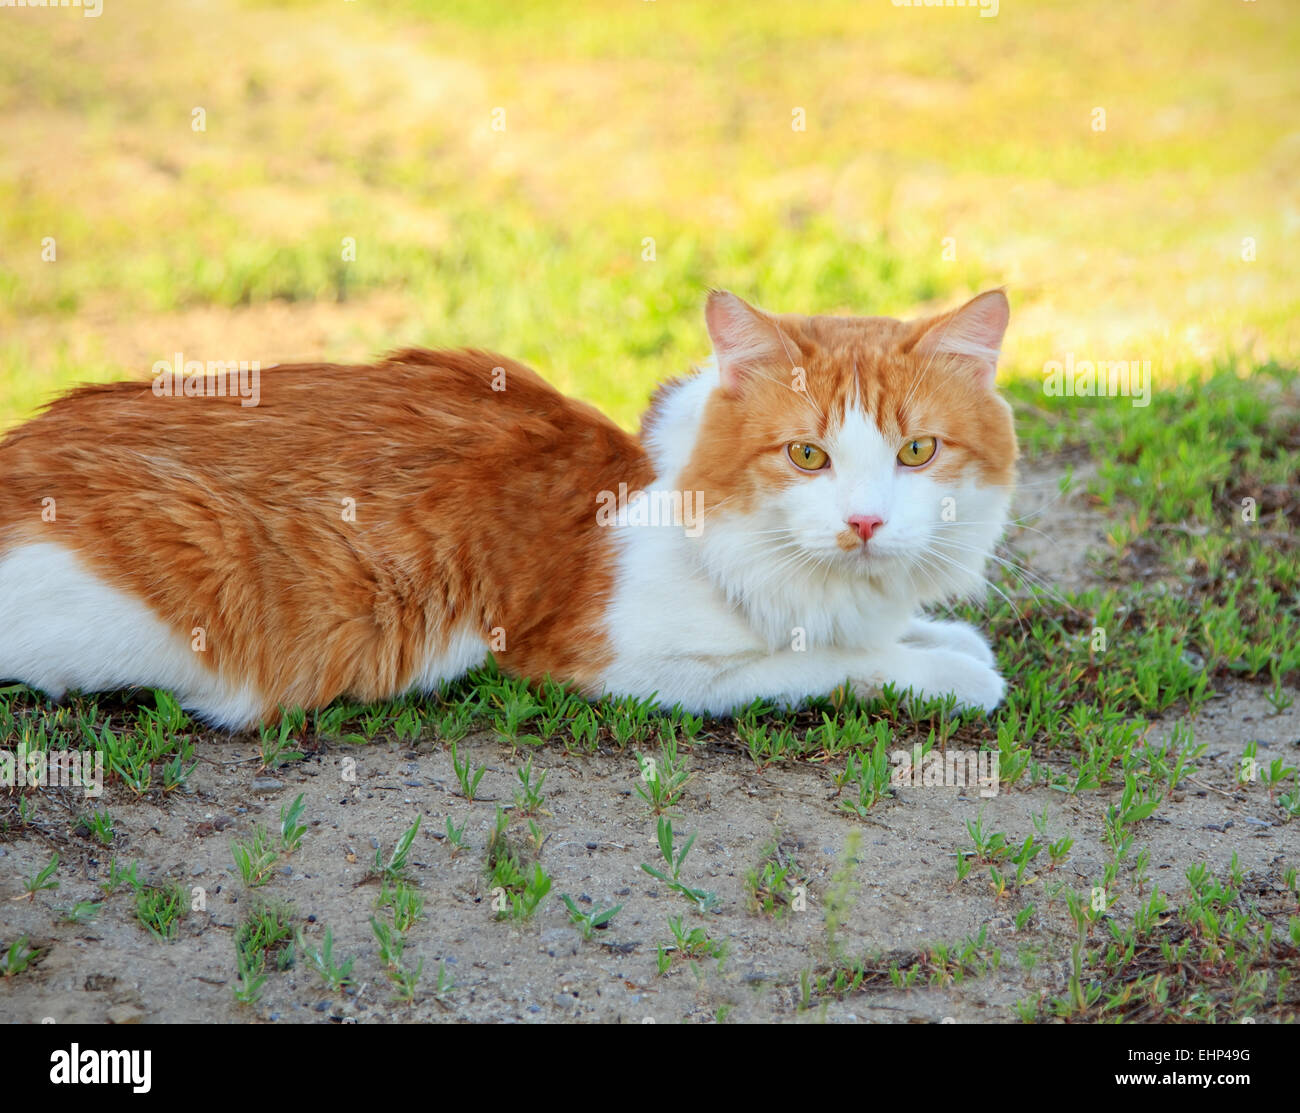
[0,289,1016,729]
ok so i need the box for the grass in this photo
[134,882,186,942]
[233,900,296,1006]
[559,894,624,942]
[640,817,720,916]
[804,925,1002,1010]
[0,0,1296,1023]
[633,737,692,815]
[745,837,807,920]
[371,816,421,884]
[1,0,1297,431]
[1022,864,1300,1023]
[297,927,355,994]
[484,807,554,923]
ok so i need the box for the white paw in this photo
[902,617,996,668]
[856,647,1005,714]
[936,652,1006,713]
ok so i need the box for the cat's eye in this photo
[787,442,830,471]
[897,436,938,468]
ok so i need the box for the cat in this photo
[0,288,1016,729]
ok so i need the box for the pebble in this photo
[107,1005,144,1024]
[251,779,281,794]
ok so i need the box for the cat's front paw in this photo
[902,617,996,668]
[943,653,1006,713]
[857,646,1005,714]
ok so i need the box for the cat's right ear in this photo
[905,289,1010,387]
[705,290,790,394]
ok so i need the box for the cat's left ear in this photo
[906,289,1010,387]
[705,290,793,394]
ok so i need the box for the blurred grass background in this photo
[0,0,1296,429]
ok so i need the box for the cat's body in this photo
[0,290,1017,728]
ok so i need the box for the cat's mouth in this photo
[833,527,895,567]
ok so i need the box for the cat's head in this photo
[641,289,1018,644]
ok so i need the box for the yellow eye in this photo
[897,436,938,467]
[787,442,830,471]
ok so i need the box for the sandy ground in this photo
[1,477,1296,1024]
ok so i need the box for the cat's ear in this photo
[906,289,1009,387]
[705,290,791,393]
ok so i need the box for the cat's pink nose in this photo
[848,515,884,541]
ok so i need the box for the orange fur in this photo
[0,350,653,720]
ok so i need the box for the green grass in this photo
[745,837,807,920]
[1023,864,1300,1023]
[1,0,1297,430]
[135,882,187,942]
[233,899,296,1005]
[805,925,1002,1009]
[0,0,1296,1023]
[0,937,42,979]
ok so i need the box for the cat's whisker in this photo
[932,517,1059,549]
[914,548,1029,637]
[927,536,1076,609]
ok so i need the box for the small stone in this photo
[251,778,282,794]
[107,1005,145,1024]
